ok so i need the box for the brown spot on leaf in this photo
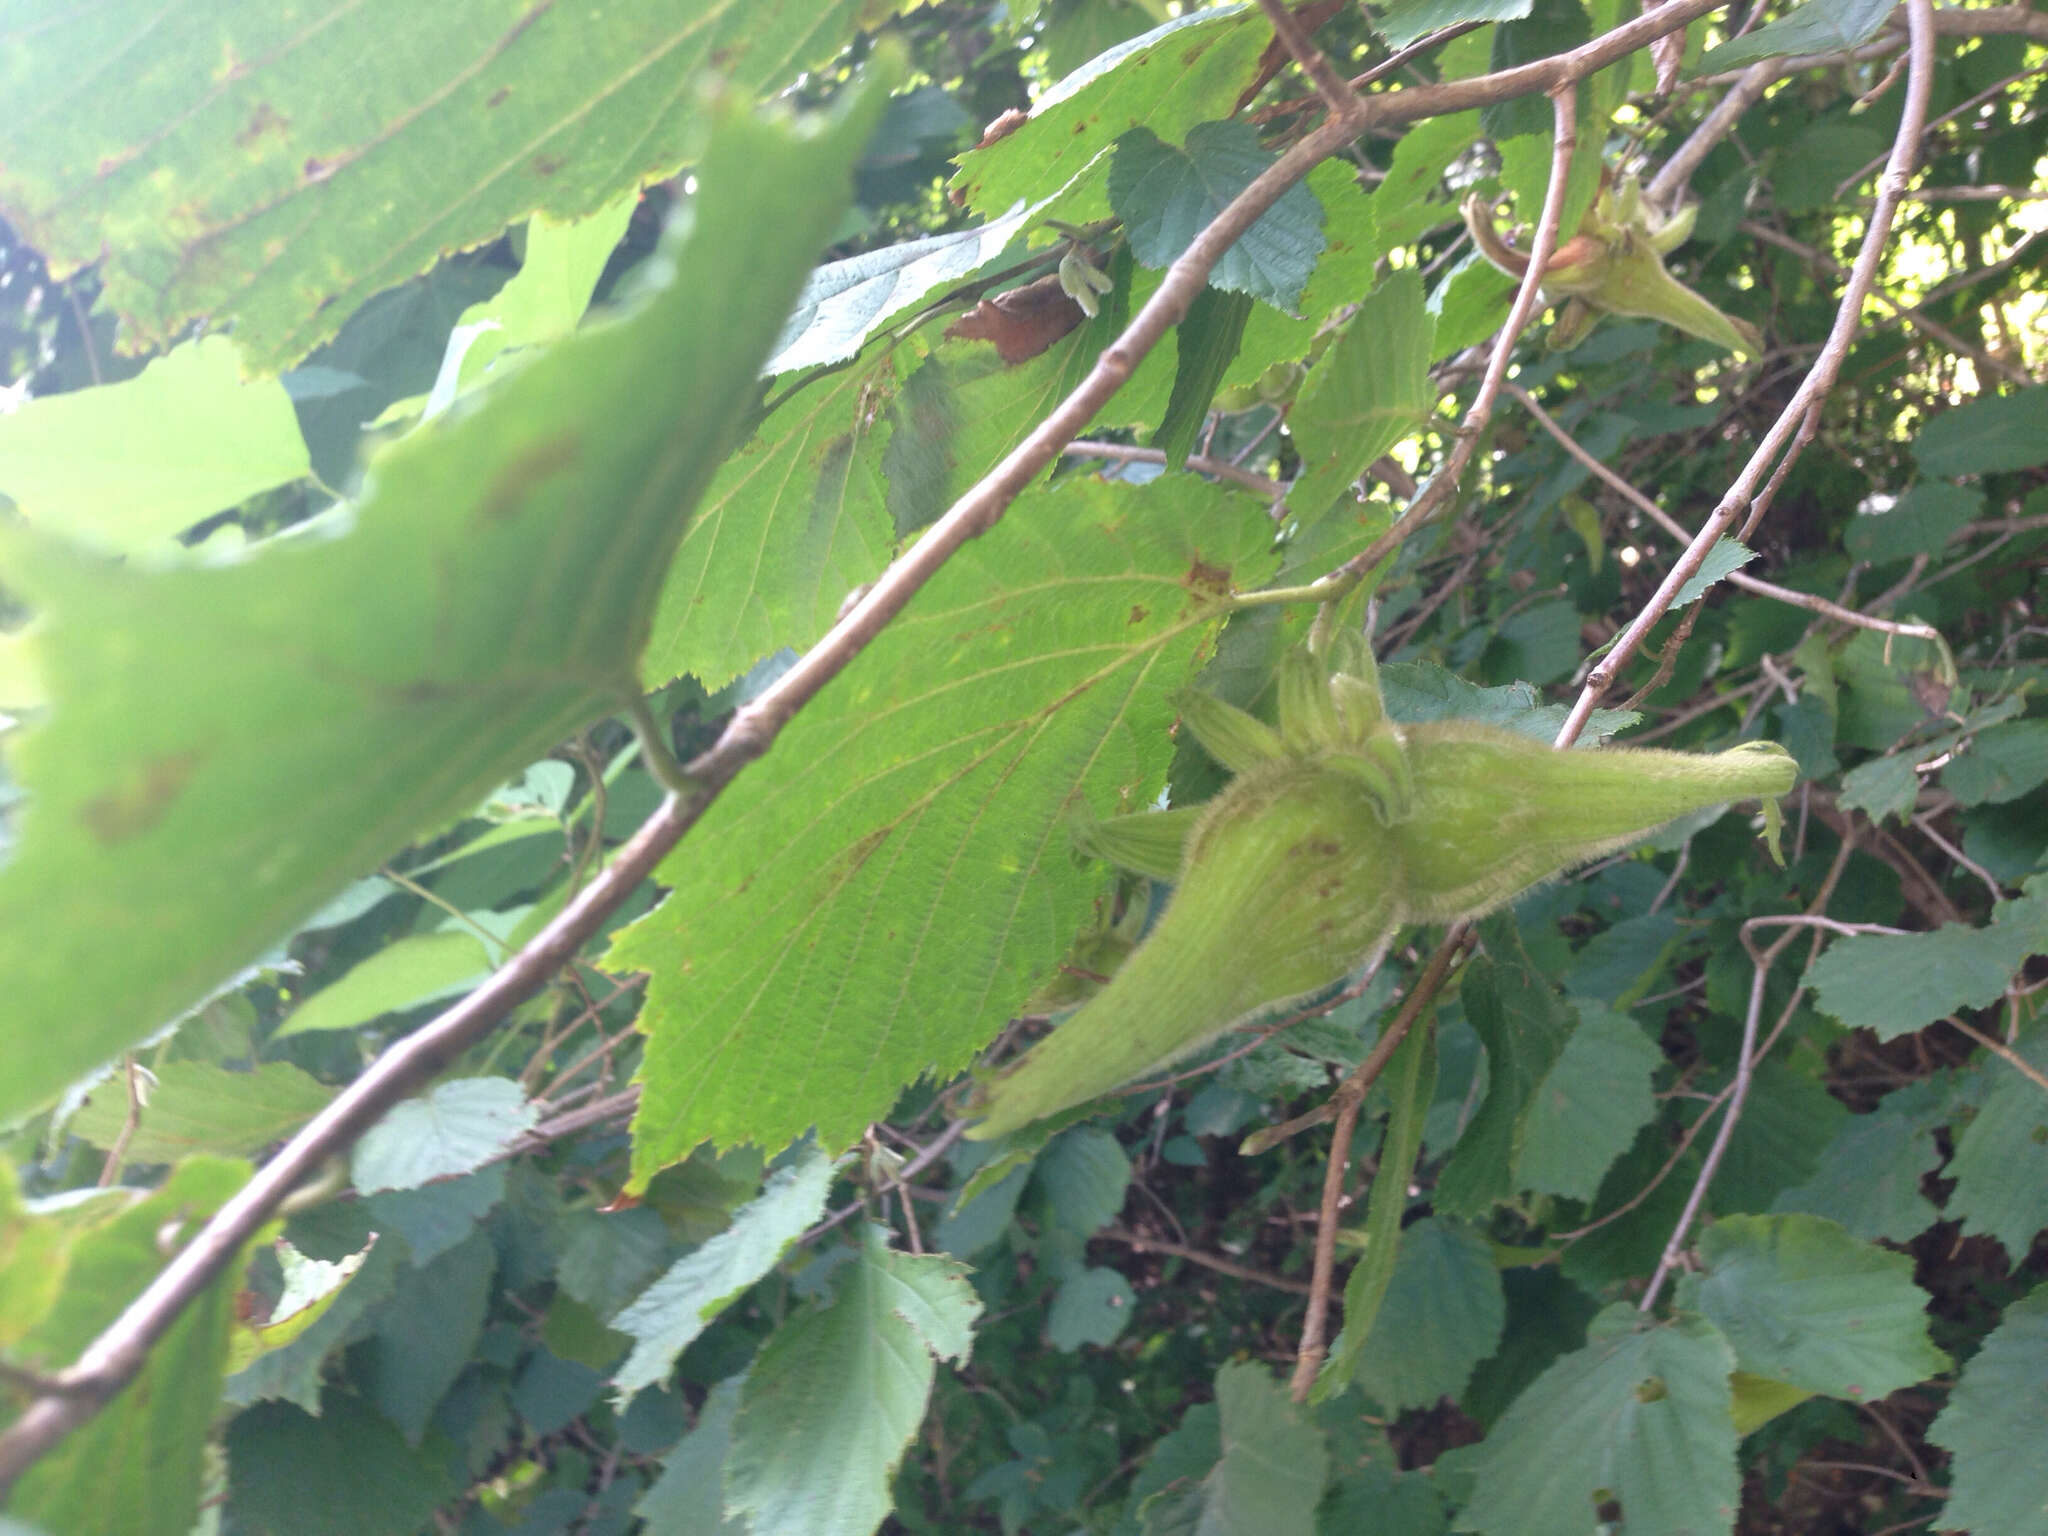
[1183,559,1232,598]
[486,86,510,108]
[1128,605,1149,625]
[301,157,336,185]
[237,103,289,148]
[976,109,1027,149]
[532,153,563,178]
[81,752,200,843]
[945,273,1085,365]
[476,433,582,524]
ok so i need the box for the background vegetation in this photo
[1,0,2045,1531]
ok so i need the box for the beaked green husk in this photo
[966,647,1796,1140]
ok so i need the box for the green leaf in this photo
[1695,0,1916,75]
[611,1145,837,1401]
[361,1229,498,1444]
[0,80,891,1124]
[1378,660,1638,741]
[1353,1218,1506,1412]
[444,192,640,396]
[1034,1127,1135,1240]
[0,337,310,553]
[1914,386,2048,477]
[1372,112,1480,251]
[1678,1213,1946,1401]
[365,1165,507,1267]
[1517,1002,1661,1202]
[1317,1021,1435,1400]
[1425,250,1518,359]
[1048,1266,1138,1350]
[635,1376,748,1535]
[1110,121,1328,311]
[1928,1287,2048,1536]
[1286,271,1435,526]
[9,1159,251,1536]
[1844,480,1978,565]
[270,931,492,1041]
[1,0,878,368]
[1458,1307,1738,1536]
[1435,917,1578,1216]
[724,1226,980,1536]
[1373,0,1533,50]
[1835,753,1921,826]
[224,1235,402,1413]
[643,342,900,690]
[351,1077,537,1194]
[1945,720,2048,806]
[1802,885,2048,1039]
[224,1393,459,1536]
[949,8,1270,221]
[1946,1034,2048,1258]
[1144,1362,1329,1536]
[1770,1091,1941,1244]
[1226,160,1383,391]
[768,201,1049,377]
[1154,287,1254,470]
[67,1061,334,1163]
[1672,537,1759,609]
[613,475,1277,1177]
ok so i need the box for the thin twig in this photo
[1097,1226,1313,1295]
[96,1057,145,1189]
[1948,1016,2048,1099]
[1558,0,1939,748]
[1506,382,1945,646]
[1254,0,1363,120]
[1061,440,1284,501]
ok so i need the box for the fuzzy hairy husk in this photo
[966,758,1400,1140]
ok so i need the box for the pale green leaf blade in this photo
[1835,753,1920,826]
[67,1061,335,1162]
[1353,1218,1506,1412]
[1109,122,1327,312]
[724,1227,980,1536]
[1517,1002,1661,1202]
[1033,1127,1134,1240]
[10,1159,250,1536]
[449,192,640,393]
[1047,1266,1139,1350]
[270,931,491,1041]
[949,8,1270,221]
[0,336,310,553]
[1286,270,1435,525]
[643,346,899,691]
[1144,1362,1328,1536]
[1378,660,1638,741]
[768,201,1048,377]
[1843,480,1978,565]
[613,476,1277,1177]
[0,0,877,367]
[1945,720,2048,806]
[1770,1087,1942,1243]
[1679,1213,1946,1400]
[224,1393,458,1536]
[351,1077,537,1194]
[365,1165,506,1266]
[0,83,889,1123]
[1802,886,2048,1040]
[1694,0,1921,75]
[1458,1306,1739,1536]
[1928,1287,2048,1536]
[1435,917,1578,1217]
[360,1229,497,1444]
[635,1376,748,1535]
[1946,1035,2048,1258]
[1914,386,2048,476]
[1373,0,1533,48]
[611,1146,838,1401]
[1224,159,1384,390]
[1672,537,1759,609]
